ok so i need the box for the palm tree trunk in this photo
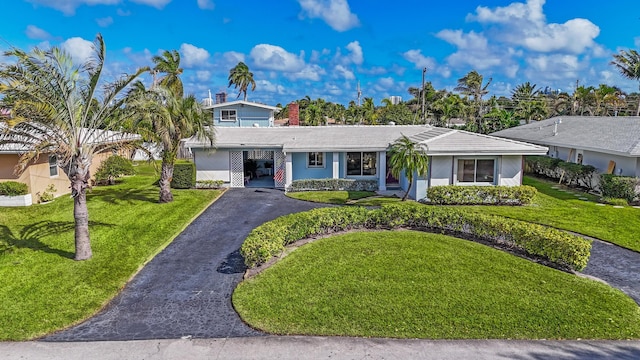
[159,158,175,203]
[403,176,412,201]
[70,159,92,261]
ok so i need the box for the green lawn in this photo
[233,230,640,339]
[0,163,220,340]
[461,177,640,252]
[287,190,401,206]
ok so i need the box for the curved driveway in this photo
[44,188,328,341]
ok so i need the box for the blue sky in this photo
[1,0,639,106]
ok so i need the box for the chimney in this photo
[288,102,299,126]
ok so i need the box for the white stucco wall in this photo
[194,150,231,182]
[582,150,637,177]
[429,156,453,187]
[498,155,522,186]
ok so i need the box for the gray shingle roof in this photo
[185,125,548,155]
[491,116,640,157]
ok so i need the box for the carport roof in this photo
[184,125,548,155]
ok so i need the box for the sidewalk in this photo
[3,337,640,360]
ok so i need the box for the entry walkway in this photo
[43,188,327,341]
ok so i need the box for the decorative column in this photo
[332,152,339,179]
[378,151,386,191]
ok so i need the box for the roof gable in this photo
[204,100,280,111]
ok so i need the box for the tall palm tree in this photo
[387,135,429,201]
[455,70,492,131]
[228,62,256,101]
[152,49,184,97]
[611,49,640,116]
[511,82,540,102]
[126,84,214,203]
[0,34,147,260]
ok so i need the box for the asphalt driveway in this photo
[44,188,328,341]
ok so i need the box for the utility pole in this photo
[421,67,427,124]
[357,80,362,106]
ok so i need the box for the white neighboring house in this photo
[492,116,640,177]
[184,122,547,200]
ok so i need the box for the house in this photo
[0,127,140,203]
[492,116,640,177]
[204,100,280,128]
[184,101,547,200]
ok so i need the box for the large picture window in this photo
[457,159,494,183]
[308,152,324,167]
[49,155,58,177]
[346,152,377,176]
[220,109,237,122]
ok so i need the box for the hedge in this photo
[170,162,196,189]
[0,181,29,196]
[287,178,378,192]
[525,156,597,190]
[426,185,537,205]
[240,203,591,271]
[94,155,135,185]
[599,174,639,202]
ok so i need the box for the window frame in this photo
[307,152,325,168]
[220,109,237,122]
[48,155,59,177]
[346,151,377,177]
[455,158,496,185]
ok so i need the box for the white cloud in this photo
[117,8,131,16]
[197,0,214,10]
[28,0,120,15]
[524,54,581,80]
[289,64,325,81]
[130,0,171,9]
[345,41,363,65]
[373,77,396,92]
[25,25,53,40]
[333,64,355,80]
[436,30,488,52]
[402,49,436,70]
[196,70,211,81]
[256,79,286,94]
[61,37,94,64]
[96,16,114,27]
[297,0,360,32]
[223,51,245,64]
[180,43,210,67]
[250,44,306,72]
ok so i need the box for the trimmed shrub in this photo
[95,155,135,185]
[0,181,29,196]
[171,162,196,189]
[37,184,57,203]
[426,185,537,205]
[601,197,628,206]
[287,178,379,192]
[240,203,591,271]
[525,156,597,190]
[196,180,224,189]
[599,174,639,202]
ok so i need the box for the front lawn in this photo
[233,231,640,339]
[0,163,220,340]
[464,177,640,252]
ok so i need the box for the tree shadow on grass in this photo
[88,186,158,205]
[0,220,114,259]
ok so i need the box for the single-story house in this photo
[1,127,140,202]
[492,116,640,177]
[184,125,547,200]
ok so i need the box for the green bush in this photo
[170,162,196,189]
[196,180,224,189]
[601,197,628,206]
[599,174,638,202]
[95,155,135,185]
[0,181,29,196]
[525,156,597,190]
[426,185,537,205]
[37,184,56,203]
[240,203,591,271]
[287,178,378,192]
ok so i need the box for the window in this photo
[457,159,494,183]
[346,152,377,176]
[308,152,324,168]
[49,155,58,177]
[220,109,237,122]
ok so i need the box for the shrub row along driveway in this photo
[44,188,328,341]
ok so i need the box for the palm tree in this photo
[455,70,492,131]
[511,82,540,102]
[126,84,214,203]
[0,34,147,260]
[152,49,183,97]
[228,62,256,101]
[611,49,640,116]
[387,135,429,201]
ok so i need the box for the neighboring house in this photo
[184,125,547,200]
[0,127,140,202]
[492,116,640,177]
[204,100,280,128]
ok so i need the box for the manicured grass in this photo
[0,163,220,340]
[462,176,640,252]
[233,231,640,339]
[286,190,400,206]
